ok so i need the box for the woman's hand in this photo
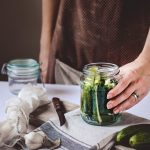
[107,59,150,114]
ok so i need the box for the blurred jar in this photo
[80,62,121,126]
[1,59,40,95]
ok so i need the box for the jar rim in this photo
[7,59,39,68]
[83,62,119,76]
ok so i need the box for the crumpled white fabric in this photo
[0,84,49,148]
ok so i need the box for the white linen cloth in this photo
[41,108,150,150]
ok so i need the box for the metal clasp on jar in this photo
[1,63,7,75]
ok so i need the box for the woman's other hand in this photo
[39,0,59,83]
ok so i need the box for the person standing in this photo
[39,0,150,113]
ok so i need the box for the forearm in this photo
[39,0,60,82]
[136,28,150,74]
[40,0,60,48]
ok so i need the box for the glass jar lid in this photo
[6,59,40,76]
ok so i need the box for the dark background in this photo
[0,0,41,80]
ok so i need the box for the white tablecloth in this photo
[0,81,150,122]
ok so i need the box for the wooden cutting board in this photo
[29,100,79,130]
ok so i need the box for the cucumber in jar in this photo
[81,64,120,125]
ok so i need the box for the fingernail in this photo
[107,93,113,99]
[114,109,119,114]
[107,103,112,109]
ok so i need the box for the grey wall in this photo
[0,0,41,80]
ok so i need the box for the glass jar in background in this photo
[1,59,40,95]
[80,62,121,126]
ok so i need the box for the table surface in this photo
[0,81,150,121]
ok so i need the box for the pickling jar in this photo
[1,59,40,95]
[80,62,121,126]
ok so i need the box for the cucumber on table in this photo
[116,124,150,145]
[129,131,150,150]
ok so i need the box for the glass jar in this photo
[1,59,40,95]
[80,62,121,126]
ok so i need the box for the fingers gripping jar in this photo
[80,62,121,126]
[1,59,40,95]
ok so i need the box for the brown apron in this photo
[47,0,150,83]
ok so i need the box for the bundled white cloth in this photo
[0,84,60,149]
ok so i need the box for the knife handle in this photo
[52,97,62,110]
[52,97,66,126]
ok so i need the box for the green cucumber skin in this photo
[129,131,150,150]
[97,86,106,114]
[91,89,99,122]
[116,124,150,144]
[81,81,92,116]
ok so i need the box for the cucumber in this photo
[91,87,102,123]
[97,86,107,114]
[116,124,150,145]
[129,131,150,150]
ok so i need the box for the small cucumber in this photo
[129,131,150,150]
[116,124,150,145]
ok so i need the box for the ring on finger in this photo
[131,92,139,101]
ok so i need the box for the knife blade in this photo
[52,97,66,126]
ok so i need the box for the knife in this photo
[52,97,66,126]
